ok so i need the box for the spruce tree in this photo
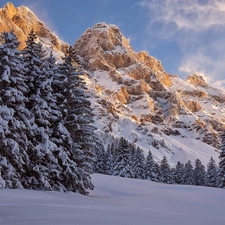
[145,150,158,182]
[113,137,134,178]
[0,31,30,188]
[0,170,5,189]
[159,156,172,184]
[173,161,184,184]
[133,146,145,179]
[218,132,225,188]
[183,160,195,185]
[58,46,97,194]
[193,159,206,186]
[93,144,107,174]
[22,30,59,190]
[105,144,115,175]
[23,29,43,96]
[206,157,217,187]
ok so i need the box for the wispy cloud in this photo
[140,0,225,89]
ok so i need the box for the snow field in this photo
[0,174,224,225]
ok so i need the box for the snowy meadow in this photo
[0,174,224,225]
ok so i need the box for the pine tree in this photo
[94,144,107,174]
[133,146,145,179]
[144,150,158,182]
[173,161,184,184]
[193,158,206,186]
[218,132,225,188]
[0,170,5,189]
[113,137,134,178]
[22,30,60,190]
[159,156,172,184]
[183,160,195,185]
[23,29,44,95]
[105,144,115,175]
[206,157,217,187]
[0,31,30,188]
[58,46,97,194]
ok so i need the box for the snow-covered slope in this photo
[0,174,224,225]
[0,3,224,165]
[74,23,225,165]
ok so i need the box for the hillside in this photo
[74,22,224,165]
[0,173,224,225]
[0,2,225,166]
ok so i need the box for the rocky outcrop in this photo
[186,73,207,86]
[182,90,208,98]
[1,3,224,162]
[185,100,201,112]
[0,2,68,51]
[74,22,172,87]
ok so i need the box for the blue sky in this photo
[2,0,225,89]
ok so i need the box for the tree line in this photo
[0,30,98,194]
[94,136,225,189]
[0,29,224,194]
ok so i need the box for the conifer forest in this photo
[0,30,225,194]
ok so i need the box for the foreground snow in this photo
[0,174,224,225]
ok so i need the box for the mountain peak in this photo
[0,2,67,52]
[0,4,224,165]
[74,22,172,87]
[2,2,17,19]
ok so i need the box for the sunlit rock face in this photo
[0,3,225,164]
[74,22,225,157]
[74,22,172,86]
[0,2,68,51]
[186,73,207,86]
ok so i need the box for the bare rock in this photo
[202,132,220,149]
[182,90,208,98]
[186,73,207,86]
[0,2,68,51]
[114,87,130,104]
[185,100,201,112]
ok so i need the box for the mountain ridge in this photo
[0,2,224,166]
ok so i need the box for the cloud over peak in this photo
[141,0,225,32]
[141,0,225,89]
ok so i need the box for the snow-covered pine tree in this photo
[144,150,158,182]
[0,30,30,188]
[133,146,145,179]
[159,156,172,184]
[0,170,5,189]
[217,132,225,188]
[193,158,206,186]
[182,160,194,185]
[28,51,64,190]
[170,167,176,184]
[23,29,43,96]
[113,137,134,178]
[154,163,161,182]
[173,161,184,184]
[22,30,58,190]
[206,157,217,187]
[105,144,115,175]
[93,143,107,174]
[59,46,97,194]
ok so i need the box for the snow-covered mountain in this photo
[74,22,224,166]
[1,2,224,166]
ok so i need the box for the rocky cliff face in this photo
[0,2,67,52]
[74,22,225,164]
[0,3,223,165]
